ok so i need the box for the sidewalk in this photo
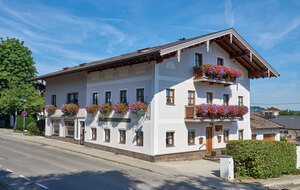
[1,128,300,189]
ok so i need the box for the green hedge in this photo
[16,116,35,131]
[227,140,297,179]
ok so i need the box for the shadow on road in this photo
[0,169,268,190]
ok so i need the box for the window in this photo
[215,125,223,132]
[136,131,143,146]
[105,91,112,104]
[51,95,56,107]
[119,130,126,144]
[92,93,98,105]
[67,93,78,105]
[238,96,243,106]
[65,121,74,137]
[195,53,203,67]
[166,89,175,104]
[224,129,230,143]
[104,129,110,142]
[206,92,213,104]
[91,128,97,140]
[238,130,244,140]
[120,90,127,103]
[188,91,195,106]
[188,130,195,145]
[217,57,224,65]
[223,94,229,105]
[136,88,144,102]
[166,132,175,146]
[52,121,59,136]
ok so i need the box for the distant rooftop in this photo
[251,114,284,131]
[270,116,300,130]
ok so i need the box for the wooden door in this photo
[252,134,257,140]
[263,134,275,141]
[206,127,213,154]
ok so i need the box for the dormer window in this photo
[195,53,203,67]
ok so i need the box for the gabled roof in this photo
[28,28,279,81]
[251,113,284,131]
[264,107,281,111]
[270,116,300,130]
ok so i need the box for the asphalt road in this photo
[0,133,210,190]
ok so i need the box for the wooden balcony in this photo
[193,66,235,87]
[185,106,242,123]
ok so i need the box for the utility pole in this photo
[13,108,17,131]
[23,97,26,135]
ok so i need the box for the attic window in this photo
[137,48,151,53]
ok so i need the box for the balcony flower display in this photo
[61,104,79,116]
[201,64,242,81]
[195,104,209,117]
[99,104,114,117]
[217,105,229,117]
[114,103,129,114]
[46,105,57,116]
[129,101,147,118]
[85,104,99,116]
[194,104,248,119]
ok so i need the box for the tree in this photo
[0,37,43,118]
[279,109,300,116]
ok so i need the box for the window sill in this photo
[188,143,196,146]
[135,144,143,147]
[119,142,126,144]
[104,140,110,143]
[166,103,176,106]
[166,145,175,148]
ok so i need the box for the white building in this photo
[29,29,279,162]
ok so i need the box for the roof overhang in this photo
[28,28,279,81]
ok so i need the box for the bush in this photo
[16,116,35,131]
[227,140,296,179]
[27,122,40,135]
[280,136,287,142]
[36,118,45,134]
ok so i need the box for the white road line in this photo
[35,183,48,190]
[19,175,31,181]
[6,169,13,173]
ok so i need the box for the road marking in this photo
[19,175,31,181]
[35,183,48,190]
[6,169,13,173]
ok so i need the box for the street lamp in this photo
[23,97,26,135]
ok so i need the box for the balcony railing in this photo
[185,105,245,123]
[193,64,242,87]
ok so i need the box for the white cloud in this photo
[225,0,235,27]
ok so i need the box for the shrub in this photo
[36,118,45,134]
[280,136,287,142]
[211,150,216,157]
[16,116,35,131]
[221,149,227,155]
[27,122,40,135]
[227,140,297,179]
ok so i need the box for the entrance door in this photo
[206,127,213,154]
[80,121,85,145]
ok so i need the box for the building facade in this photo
[30,29,279,161]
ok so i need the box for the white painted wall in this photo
[252,129,280,141]
[297,145,300,169]
[155,42,250,155]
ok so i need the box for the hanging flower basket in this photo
[114,103,129,114]
[61,104,79,116]
[85,104,99,116]
[129,101,147,118]
[194,104,248,119]
[46,105,57,116]
[99,104,114,117]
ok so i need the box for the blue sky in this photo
[0,0,300,110]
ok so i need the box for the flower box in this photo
[85,104,99,116]
[129,101,147,118]
[99,104,114,117]
[195,104,248,119]
[46,105,57,116]
[61,104,79,116]
[114,103,129,114]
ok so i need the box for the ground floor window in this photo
[91,128,97,140]
[238,130,244,140]
[166,132,174,146]
[136,131,143,146]
[65,121,74,137]
[119,130,126,144]
[52,121,60,136]
[104,129,110,142]
[252,134,257,140]
[224,129,230,143]
[188,130,195,145]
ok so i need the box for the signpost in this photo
[23,97,27,135]
[21,111,27,117]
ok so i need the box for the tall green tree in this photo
[0,37,43,117]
